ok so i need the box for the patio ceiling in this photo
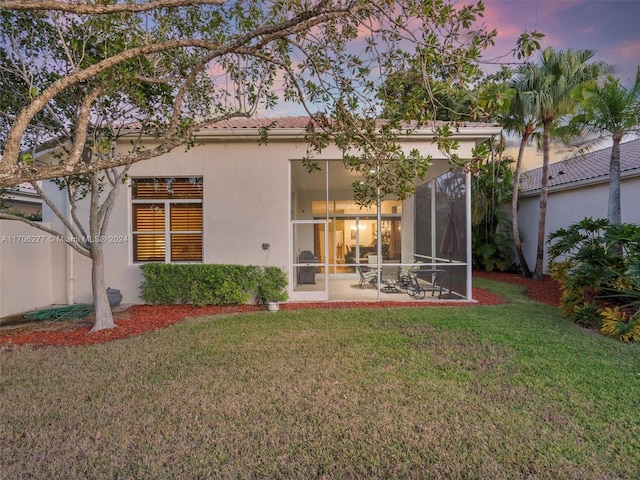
[291,159,452,193]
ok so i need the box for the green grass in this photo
[2,278,639,479]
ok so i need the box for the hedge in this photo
[139,264,266,306]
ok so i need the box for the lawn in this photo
[1,277,639,479]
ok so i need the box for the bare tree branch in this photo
[29,180,89,249]
[66,183,89,243]
[63,86,105,166]
[0,212,91,256]
[98,165,130,237]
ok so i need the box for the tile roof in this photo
[121,116,499,136]
[204,116,499,130]
[520,138,640,193]
[207,116,313,129]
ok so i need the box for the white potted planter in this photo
[267,301,280,312]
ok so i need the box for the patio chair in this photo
[356,265,377,287]
[413,265,446,298]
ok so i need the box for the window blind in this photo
[132,178,203,199]
[132,177,203,262]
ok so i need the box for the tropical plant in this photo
[569,68,640,224]
[548,260,587,318]
[548,218,620,298]
[548,217,640,335]
[470,147,516,272]
[573,302,603,329]
[600,307,640,342]
[513,48,609,279]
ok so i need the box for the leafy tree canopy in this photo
[0,0,514,204]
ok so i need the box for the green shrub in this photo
[256,266,289,304]
[573,302,602,328]
[139,264,262,306]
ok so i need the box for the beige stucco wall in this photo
[38,136,325,305]
[517,175,640,272]
[0,221,67,317]
[3,126,496,309]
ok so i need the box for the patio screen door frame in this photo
[290,219,329,301]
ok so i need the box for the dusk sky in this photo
[269,1,640,167]
[481,0,640,166]
[271,0,640,112]
[482,0,640,83]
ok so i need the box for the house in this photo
[517,138,640,271]
[0,182,42,217]
[0,117,500,317]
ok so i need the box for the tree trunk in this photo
[512,134,532,278]
[608,136,622,224]
[533,122,551,280]
[90,241,116,332]
[88,173,115,332]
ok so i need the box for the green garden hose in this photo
[24,304,93,321]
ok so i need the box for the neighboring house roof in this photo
[1,182,40,200]
[0,182,42,215]
[521,138,640,194]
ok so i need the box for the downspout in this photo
[66,190,74,305]
[465,169,473,301]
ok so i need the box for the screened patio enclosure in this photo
[290,160,471,302]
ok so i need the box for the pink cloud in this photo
[600,40,640,81]
[537,0,584,16]
[578,26,597,35]
[607,39,640,63]
[480,5,523,41]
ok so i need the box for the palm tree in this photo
[502,87,538,277]
[513,48,608,280]
[570,68,640,224]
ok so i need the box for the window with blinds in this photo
[132,178,203,262]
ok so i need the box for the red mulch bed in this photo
[0,272,561,348]
[473,270,562,307]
